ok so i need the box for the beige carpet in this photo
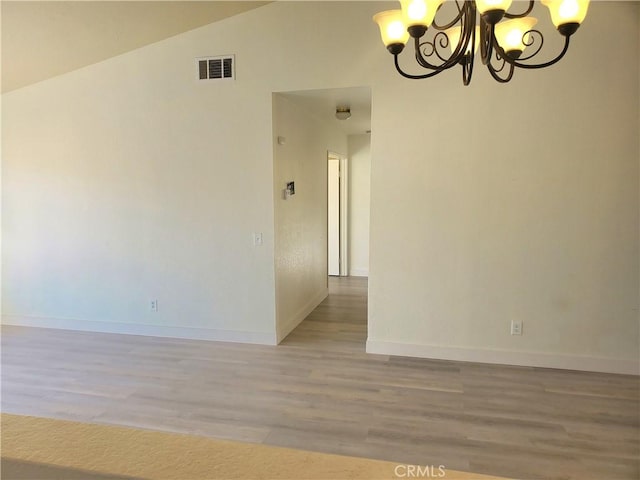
[1,414,508,479]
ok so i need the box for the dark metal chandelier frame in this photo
[375,0,589,85]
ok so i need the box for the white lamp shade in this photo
[541,0,589,28]
[494,17,538,53]
[399,0,445,28]
[373,10,410,47]
[475,0,513,14]
[445,26,480,55]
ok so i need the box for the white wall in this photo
[1,6,285,344]
[348,134,371,277]
[273,94,347,341]
[2,1,638,373]
[367,2,640,374]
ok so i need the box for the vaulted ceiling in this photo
[1,1,270,93]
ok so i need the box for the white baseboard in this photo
[2,315,278,345]
[366,339,639,375]
[276,288,328,343]
[349,268,369,277]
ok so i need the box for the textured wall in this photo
[272,94,347,341]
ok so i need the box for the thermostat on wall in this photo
[286,182,295,195]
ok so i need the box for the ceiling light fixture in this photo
[336,106,352,120]
[373,0,589,85]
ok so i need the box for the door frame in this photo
[328,151,348,277]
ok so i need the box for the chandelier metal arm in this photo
[413,5,475,73]
[432,32,457,63]
[394,54,445,79]
[461,54,475,86]
[460,20,477,85]
[447,2,477,68]
[514,35,571,69]
[413,36,445,70]
[504,0,535,19]
[497,34,571,69]
[509,29,545,61]
[479,20,494,66]
[431,0,467,31]
[487,58,515,83]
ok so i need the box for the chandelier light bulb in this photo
[494,17,538,57]
[542,0,589,31]
[373,9,410,50]
[388,21,406,40]
[407,0,427,20]
[400,0,444,29]
[475,0,513,15]
[559,0,579,18]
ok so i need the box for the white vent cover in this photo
[196,55,235,81]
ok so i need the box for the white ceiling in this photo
[280,86,372,136]
[1,1,270,93]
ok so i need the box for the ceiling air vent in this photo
[197,55,235,81]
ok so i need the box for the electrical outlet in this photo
[150,299,158,312]
[510,320,523,335]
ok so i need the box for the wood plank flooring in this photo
[2,277,639,479]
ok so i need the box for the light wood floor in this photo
[2,277,639,480]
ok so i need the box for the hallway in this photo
[281,276,368,352]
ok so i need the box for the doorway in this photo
[272,86,370,345]
[327,151,348,277]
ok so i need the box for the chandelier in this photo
[373,0,590,85]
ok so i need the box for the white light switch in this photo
[511,320,523,335]
[253,233,263,246]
